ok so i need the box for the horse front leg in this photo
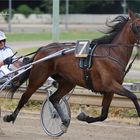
[77,92,114,123]
[112,83,140,118]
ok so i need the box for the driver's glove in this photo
[3,56,13,66]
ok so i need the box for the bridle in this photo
[130,17,140,53]
[131,23,140,35]
[130,18,140,40]
[124,17,140,76]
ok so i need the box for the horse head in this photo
[129,10,140,44]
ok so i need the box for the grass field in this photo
[5,31,103,42]
[17,47,38,55]
[6,31,103,55]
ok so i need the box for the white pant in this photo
[0,66,12,78]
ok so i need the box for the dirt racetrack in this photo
[0,111,140,140]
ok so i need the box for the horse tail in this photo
[9,57,33,98]
[19,57,33,85]
[11,47,43,90]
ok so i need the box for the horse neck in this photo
[112,22,136,44]
[111,22,136,65]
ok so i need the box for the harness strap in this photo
[12,50,38,63]
[83,68,94,91]
[82,43,97,91]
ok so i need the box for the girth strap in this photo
[83,68,94,91]
[81,43,97,91]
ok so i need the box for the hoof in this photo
[60,118,70,133]
[3,115,15,123]
[76,112,87,122]
[3,115,11,122]
[60,123,68,133]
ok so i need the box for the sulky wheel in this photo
[40,92,71,137]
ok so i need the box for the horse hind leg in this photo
[3,72,49,123]
[3,86,43,123]
[49,79,75,132]
[77,92,114,123]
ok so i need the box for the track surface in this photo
[0,112,140,140]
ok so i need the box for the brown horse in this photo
[3,10,140,130]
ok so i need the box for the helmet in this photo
[0,31,6,41]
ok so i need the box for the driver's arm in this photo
[13,60,22,68]
[0,61,4,67]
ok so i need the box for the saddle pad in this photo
[79,43,97,69]
[75,40,90,58]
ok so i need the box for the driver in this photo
[0,31,58,89]
[0,31,21,80]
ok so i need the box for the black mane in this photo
[92,15,129,45]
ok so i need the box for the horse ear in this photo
[128,10,136,20]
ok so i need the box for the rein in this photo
[124,52,138,77]
[21,50,38,57]
[126,19,140,76]
[13,42,76,63]
[12,50,38,63]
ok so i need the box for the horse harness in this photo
[78,42,97,91]
[77,42,139,91]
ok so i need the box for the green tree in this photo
[39,0,140,14]
[68,0,122,14]
[1,8,15,23]
[16,4,33,17]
